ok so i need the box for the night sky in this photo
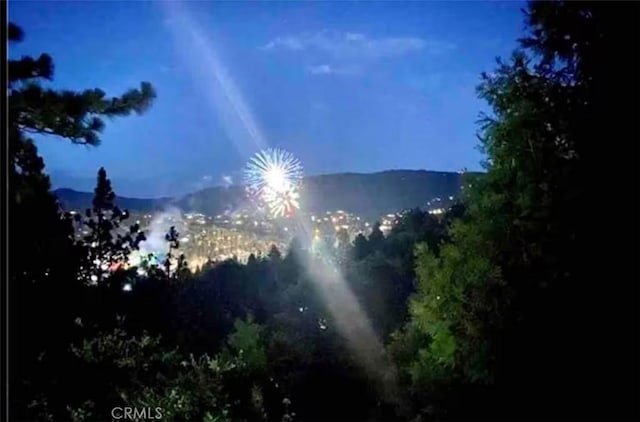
[9,1,525,198]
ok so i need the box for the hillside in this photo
[54,170,476,219]
[54,188,171,213]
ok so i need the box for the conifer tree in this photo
[9,21,156,290]
[162,226,189,280]
[391,2,639,419]
[76,167,146,286]
[353,233,369,260]
[368,222,385,252]
[8,23,156,421]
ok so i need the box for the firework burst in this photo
[264,186,300,218]
[244,148,303,196]
[244,148,303,217]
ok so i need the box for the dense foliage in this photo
[8,2,638,421]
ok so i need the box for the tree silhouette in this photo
[8,23,156,421]
[353,233,369,260]
[9,21,156,293]
[161,226,189,280]
[368,222,385,252]
[76,167,146,286]
[391,2,639,420]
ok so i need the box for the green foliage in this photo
[124,353,236,422]
[225,317,267,376]
[70,327,176,369]
[387,2,638,420]
[69,325,240,421]
[399,229,503,386]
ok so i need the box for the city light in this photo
[81,206,402,272]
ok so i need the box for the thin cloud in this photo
[261,30,454,60]
[307,64,360,76]
[261,36,305,51]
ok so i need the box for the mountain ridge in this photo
[54,169,477,219]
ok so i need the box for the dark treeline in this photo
[8,2,639,421]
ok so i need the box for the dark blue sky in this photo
[9,1,525,197]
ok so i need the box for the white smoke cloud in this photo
[139,206,186,257]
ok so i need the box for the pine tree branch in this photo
[9,55,54,82]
